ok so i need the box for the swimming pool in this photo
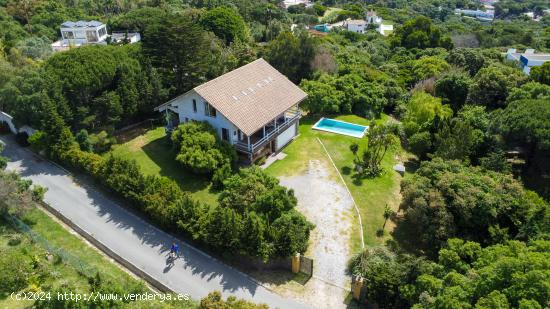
[312,118,369,138]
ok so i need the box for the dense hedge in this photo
[57,145,311,261]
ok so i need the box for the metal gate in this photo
[299,255,313,279]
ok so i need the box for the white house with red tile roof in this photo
[155,58,307,162]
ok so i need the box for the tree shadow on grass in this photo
[247,269,310,287]
[342,166,352,175]
[141,137,211,194]
[351,173,363,186]
[404,159,420,174]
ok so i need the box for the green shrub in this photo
[270,211,314,257]
[199,291,269,309]
[28,131,47,153]
[0,156,6,170]
[408,131,432,159]
[89,131,115,153]
[212,163,232,190]
[31,185,48,202]
[7,235,22,246]
[171,122,237,175]
[75,129,93,152]
[0,249,33,293]
[255,156,266,166]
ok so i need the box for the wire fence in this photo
[3,213,98,277]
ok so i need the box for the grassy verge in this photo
[109,127,219,206]
[267,115,406,253]
[0,208,196,308]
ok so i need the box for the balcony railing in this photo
[235,109,301,154]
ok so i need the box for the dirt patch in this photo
[278,159,354,308]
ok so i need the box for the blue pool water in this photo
[312,118,368,138]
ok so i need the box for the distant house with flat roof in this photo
[455,9,494,21]
[506,49,550,74]
[343,19,368,34]
[282,0,312,9]
[51,21,141,52]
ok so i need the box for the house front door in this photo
[221,128,229,142]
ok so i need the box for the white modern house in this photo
[154,59,307,163]
[455,8,494,21]
[365,10,382,24]
[506,49,550,74]
[51,21,141,52]
[343,19,368,34]
[111,32,142,44]
[342,10,393,36]
[282,0,312,9]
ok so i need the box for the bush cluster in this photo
[57,145,311,261]
[171,122,237,175]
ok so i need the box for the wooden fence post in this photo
[291,252,300,274]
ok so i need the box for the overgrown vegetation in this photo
[1,0,549,306]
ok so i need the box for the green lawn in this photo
[108,118,405,253]
[109,127,219,206]
[0,208,196,308]
[267,115,406,253]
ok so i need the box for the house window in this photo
[86,30,98,42]
[192,99,197,113]
[204,102,216,118]
[222,128,229,141]
[63,31,74,39]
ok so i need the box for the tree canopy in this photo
[391,16,453,50]
[349,238,550,308]
[171,121,237,175]
[467,64,528,109]
[200,6,248,44]
[263,30,316,83]
[394,158,549,257]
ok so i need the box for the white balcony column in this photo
[263,126,266,137]
[247,136,251,151]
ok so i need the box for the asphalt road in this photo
[1,135,310,309]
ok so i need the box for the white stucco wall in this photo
[0,111,17,134]
[61,25,108,44]
[170,91,242,144]
[346,23,366,33]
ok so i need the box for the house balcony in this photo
[235,106,301,155]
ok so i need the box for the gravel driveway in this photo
[279,159,353,288]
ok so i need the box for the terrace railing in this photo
[235,109,301,154]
